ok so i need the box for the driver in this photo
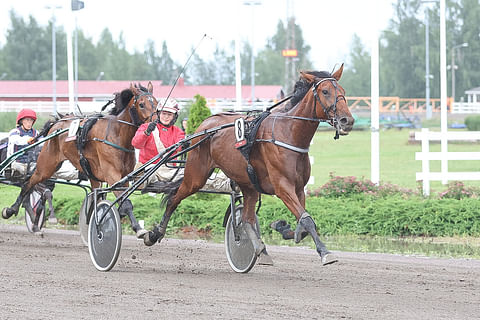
[7,108,38,176]
[132,98,185,184]
[131,98,234,191]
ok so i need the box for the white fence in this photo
[0,99,278,115]
[451,102,480,114]
[0,101,108,114]
[415,128,480,195]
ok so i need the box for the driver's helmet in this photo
[16,108,37,125]
[157,98,179,114]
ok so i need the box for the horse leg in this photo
[3,152,61,220]
[43,188,57,224]
[2,180,36,219]
[144,157,213,246]
[143,182,190,246]
[241,190,266,256]
[274,182,337,265]
[295,212,337,265]
[117,196,146,239]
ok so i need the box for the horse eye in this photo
[322,89,329,95]
[139,103,145,109]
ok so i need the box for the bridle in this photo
[311,77,346,140]
[99,90,157,127]
[268,77,347,145]
[131,91,157,126]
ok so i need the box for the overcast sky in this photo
[0,0,396,70]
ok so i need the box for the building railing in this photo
[347,97,442,113]
[451,102,480,114]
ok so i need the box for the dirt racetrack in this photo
[0,224,479,320]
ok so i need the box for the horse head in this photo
[300,64,354,136]
[128,82,157,126]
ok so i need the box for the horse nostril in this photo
[339,116,354,126]
[339,117,348,125]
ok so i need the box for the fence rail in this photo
[415,128,480,196]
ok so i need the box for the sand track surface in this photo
[0,224,479,319]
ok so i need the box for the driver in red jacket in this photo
[132,98,185,184]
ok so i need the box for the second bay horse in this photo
[2,83,157,236]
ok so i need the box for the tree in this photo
[186,94,211,134]
[2,10,50,80]
[255,19,313,92]
[341,35,371,97]
[455,0,480,101]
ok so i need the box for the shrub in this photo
[307,172,417,198]
[464,115,480,131]
[438,181,478,200]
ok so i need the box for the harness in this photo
[74,91,156,181]
[236,77,345,194]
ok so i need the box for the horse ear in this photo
[332,63,344,81]
[147,81,153,93]
[300,71,316,83]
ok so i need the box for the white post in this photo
[66,13,76,115]
[234,1,242,111]
[421,128,430,196]
[440,0,448,184]
[370,24,380,185]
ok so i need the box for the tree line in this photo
[1,0,479,101]
[341,0,480,101]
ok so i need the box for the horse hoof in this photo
[48,217,58,224]
[32,225,44,237]
[321,253,338,266]
[136,228,148,239]
[2,207,14,219]
[257,249,274,266]
[143,231,157,246]
[143,230,163,246]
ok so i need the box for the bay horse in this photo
[143,65,354,265]
[2,83,157,236]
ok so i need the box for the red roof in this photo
[0,79,282,100]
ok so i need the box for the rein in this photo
[257,77,345,153]
[80,90,156,154]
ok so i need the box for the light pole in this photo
[451,42,468,103]
[421,0,438,120]
[72,0,85,107]
[243,0,261,106]
[45,5,62,116]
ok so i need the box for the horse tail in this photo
[146,178,184,208]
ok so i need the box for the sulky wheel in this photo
[88,200,122,272]
[24,190,46,233]
[225,204,258,273]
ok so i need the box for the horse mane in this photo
[110,84,149,116]
[285,70,332,111]
[38,119,57,138]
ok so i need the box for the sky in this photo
[0,0,396,70]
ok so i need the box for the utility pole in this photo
[421,0,439,120]
[45,5,62,116]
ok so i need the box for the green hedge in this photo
[52,193,480,238]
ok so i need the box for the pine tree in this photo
[186,94,211,135]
